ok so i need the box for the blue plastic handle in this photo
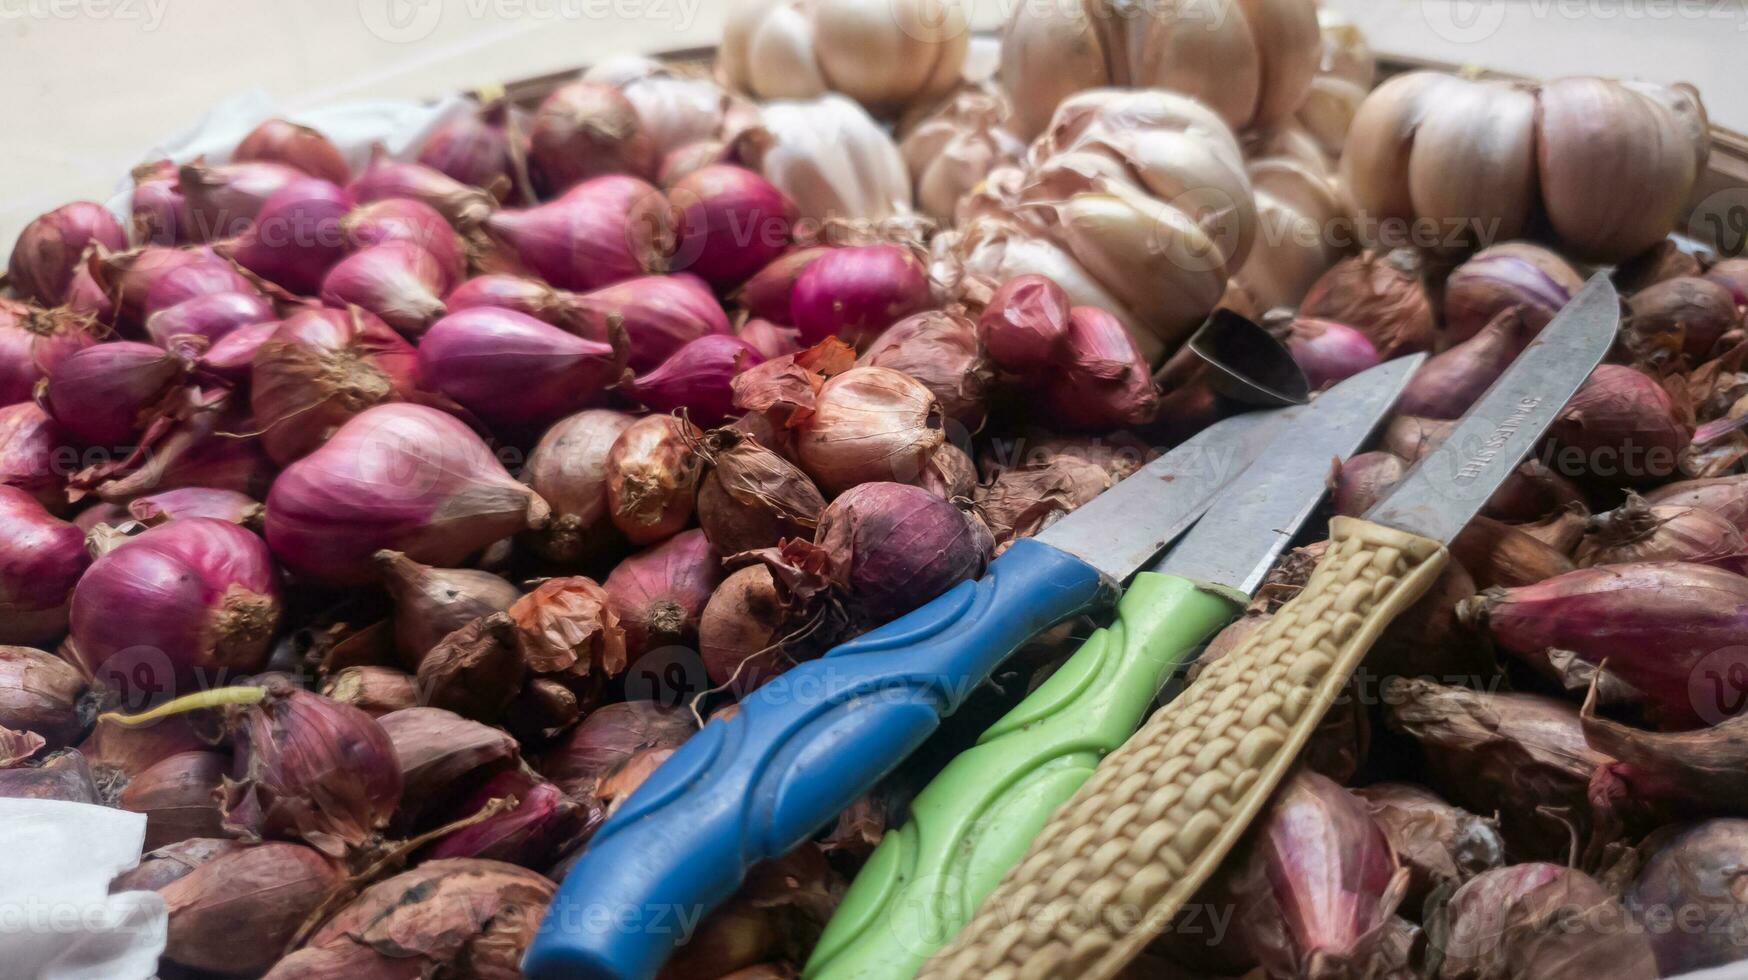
[522,539,1110,980]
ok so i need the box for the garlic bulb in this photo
[582,56,757,164]
[899,87,1026,224]
[1342,73,1710,261]
[1295,10,1375,159]
[719,0,969,115]
[935,89,1255,361]
[1235,128,1352,311]
[998,0,1321,139]
[734,95,913,221]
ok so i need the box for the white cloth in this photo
[0,800,164,980]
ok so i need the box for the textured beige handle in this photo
[917,517,1448,980]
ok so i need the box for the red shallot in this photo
[738,246,830,325]
[0,302,100,407]
[1443,242,1584,344]
[695,429,825,555]
[424,767,594,867]
[791,244,931,348]
[376,549,520,667]
[523,408,637,563]
[215,177,353,294]
[670,164,796,288]
[342,197,466,288]
[418,306,625,428]
[178,161,308,243]
[0,644,88,747]
[1625,276,1741,364]
[1354,783,1505,905]
[128,487,262,527]
[1436,864,1657,980]
[416,100,517,199]
[319,666,419,718]
[118,749,230,850]
[159,842,341,976]
[627,333,763,426]
[484,175,674,291]
[1704,258,1748,308]
[199,321,279,380]
[540,700,694,800]
[349,150,496,230]
[1299,248,1436,358]
[1281,316,1380,391]
[0,403,70,508]
[606,414,702,545]
[858,311,993,429]
[69,518,279,691]
[1577,492,1746,566]
[572,273,731,372]
[977,274,1072,374]
[379,706,520,830]
[1545,364,1690,489]
[797,366,944,493]
[1043,306,1160,430]
[1626,820,1748,975]
[145,291,274,346]
[416,613,526,721]
[605,528,722,658]
[699,564,797,691]
[44,338,198,447]
[319,241,449,335]
[234,118,351,184]
[737,317,802,360]
[264,404,549,585]
[1398,307,1535,419]
[1331,451,1407,518]
[529,80,657,193]
[251,306,420,465]
[8,202,127,306]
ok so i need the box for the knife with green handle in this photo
[804,355,1425,980]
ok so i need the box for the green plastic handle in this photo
[802,573,1243,980]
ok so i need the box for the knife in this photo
[523,405,1293,980]
[803,357,1422,980]
[804,352,1419,978]
[918,273,1621,980]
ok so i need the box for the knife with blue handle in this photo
[522,410,1291,980]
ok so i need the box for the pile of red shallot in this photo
[4,29,1745,980]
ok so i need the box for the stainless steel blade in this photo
[1032,408,1292,583]
[1149,355,1424,595]
[1366,273,1621,544]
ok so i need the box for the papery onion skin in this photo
[349,152,496,231]
[1298,249,1436,358]
[695,429,826,555]
[111,837,244,893]
[9,202,127,306]
[379,706,521,831]
[605,529,722,659]
[319,666,419,718]
[628,334,764,427]
[250,306,421,465]
[977,274,1072,374]
[0,645,88,747]
[484,176,674,292]
[91,245,206,327]
[605,414,703,545]
[737,317,802,360]
[1437,863,1658,980]
[973,449,1114,553]
[791,244,931,349]
[159,842,341,976]
[264,404,549,585]
[530,80,658,194]
[797,366,945,494]
[572,273,732,373]
[698,564,795,692]
[417,306,625,429]
[1577,493,1746,567]
[858,311,993,429]
[1354,782,1505,906]
[220,676,403,857]
[1444,242,1584,344]
[1450,515,1576,590]
[1646,474,1748,532]
[319,241,449,336]
[539,700,695,800]
[119,749,231,850]
[1282,316,1379,391]
[424,767,594,867]
[264,858,554,980]
[416,613,526,723]
[1545,364,1690,489]
[670,164,796,289]
[523,409,638,563]
[1462,562,1748,727]
[1,485,92,640]
[376,549,521,667]
[1385,677,1610,860]
[0,747,100,803]
[44,339,196,447]
[234,118,351,184]
[1625,275,1742,364]
[508,575,627,681]
[216,177,353,295]
[68,518,280,692]
[0,403,73,509]
[1398,307,1534,419]
[1626,820,1748,975]
[0,303,100,409]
